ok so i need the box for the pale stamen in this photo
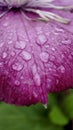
[0,0,73,24]
[24,0,73,24]
[0,10,9,18]
[26,0,73,11]
[25,8,70,24]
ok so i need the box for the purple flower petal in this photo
[0,0,73,106]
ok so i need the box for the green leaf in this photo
[63,94,73,119]
[49,106,69,126]
[0,103,41,130]
[48,94,58,108]
[45,126,64,130]
[0,103,53,130]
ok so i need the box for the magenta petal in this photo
[0,6,73,106]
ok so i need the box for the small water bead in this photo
[56,79,59,85]
[54,27,65,33]
[62,39,71,45]
[40,52,49,63]
[34,73,41,86]
[20,51,32,61]
[11,51,16,57]
[12,62,23,71]
[0,62,3,67]
[51,47,56,51]
[15,40,26,49]
[2,52,7,59]
[7,32,14,41]
[37,34,47,46]
[31,64,41,86]
[36,26,42,34]
[46,79,52,89]
[45,45,49,48]
[15,80,20,86]
[58,65,65,73]
[71,52,73,56]
[57,54,65,63]
[31,64,37,75]
[3,21,9,27]
[33,91,38,98]
[49,54,55,61]
[68,54,73,60]
[0,41,4,47]
[8,40,13,44]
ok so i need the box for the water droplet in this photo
[0,62,3,67]
[7,32,14,41]
[8,41,13,44]
[37,34,47,45]
[68,54,73,60]
[31,64,41,86]
[62,39,71,45]
[31,64,37,75]
[40,52,49,62]
[51,47,56,51]
[55,27,65,33]
[45,45,49,48]
[58,65,65,73]
[15,80,20,86]
[3,21,9,27]
[46,79,52,89]
[11,51,16,57]
[12,62,23,71]
[33,91,38,98]
[21,51,32,61]
[56,79,59,85]
[50,55,55,61]
[71,52,73,55]
[34,73,41,86]
[0,42,4,47]
[15,41,26,49]
[2,52,7,59]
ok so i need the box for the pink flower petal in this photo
[0,0,73,106]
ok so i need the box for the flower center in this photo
[0,0,73,24]
[0,0,27,7]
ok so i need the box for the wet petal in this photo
[0,0,73,106]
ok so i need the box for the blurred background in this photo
[0,89,73,130]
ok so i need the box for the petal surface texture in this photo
[0,0,73,105]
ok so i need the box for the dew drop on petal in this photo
[2,52,7,59]
[0,41,4,47]
[51,47,56,51]
[0,62,3,67]
[31,64,37,75]
[62,39,71,45]
[58,65,65,73]
[12,62,23,71]
[37,34,47,46]
[40,52,49,63]
[15,40,26,49]
[31,64,41,86]
[21,51,32,61]
[34,73,41,86]
[56,79,59,85]
[8,41,13,44]
[15,80,20,86]
[33,91,38,98]
[3,21,9,27]
[11,51,16,57]
[54,27,65,33]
